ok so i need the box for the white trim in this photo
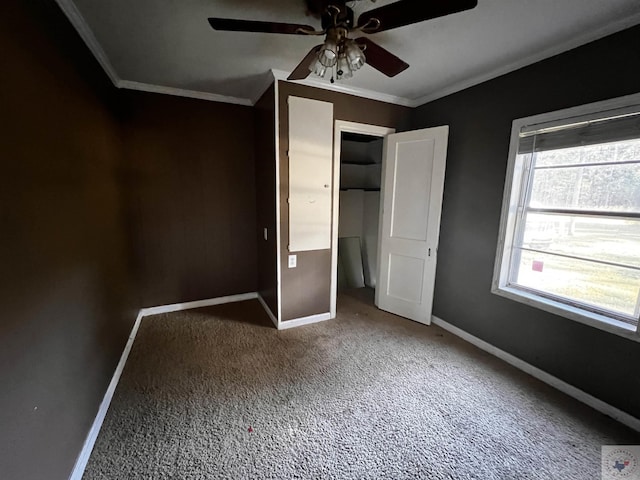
[274,80,283,325]
[331,121,395,318]
[68,310,145,480]
[257,293,279,328]
[278,312,332,330]
[140,292,257,317]
[52,1,640,109]
[412,12,640,107]
[54,0,120,86]
[432,316,640,433]
[491,113,528,297]
[69,292,268,479]
[118,80,253,106]
[271,69,413,107]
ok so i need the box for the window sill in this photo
[491,285,640,343]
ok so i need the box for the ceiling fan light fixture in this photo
[345,40,365,71]
[310,57,328,78]
[336,54,353,80]
[318,38,338,67]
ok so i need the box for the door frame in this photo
[330,121,395,318]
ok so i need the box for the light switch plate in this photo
[288,255,297,268]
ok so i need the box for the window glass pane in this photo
[511,249,640,321]
[534,139,640,167]
[528,163,640,212]
[617,139,640,162]
[520,213,640,268]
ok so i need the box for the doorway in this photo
[331,121,395,317]
[337,132,384,306]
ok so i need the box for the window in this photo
[493,94,640,340]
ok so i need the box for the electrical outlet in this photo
[288,255,297,268]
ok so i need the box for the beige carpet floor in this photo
[83,290,639,479]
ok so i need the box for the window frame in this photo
[492,92,640,342]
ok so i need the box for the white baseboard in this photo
[279,312,331,330]
[69,292,260,480]
[69,310,145,480]
[432,315,640,433]
[140,292,257,317]
[257,293,279,328]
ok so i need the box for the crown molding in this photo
[54,0,256,106]
[53,0,640,110]
[412,11,640,107]
[54,0,120,86]
[271,69,414,107]
[118,80,253,106]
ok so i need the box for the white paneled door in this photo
[375,126,449,324]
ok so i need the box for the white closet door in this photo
[288,96,334,252]
[376,126,449,324]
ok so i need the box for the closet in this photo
[337,132,384,295]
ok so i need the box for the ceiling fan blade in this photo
[288,46,322,80]
[356,0,477,32]
[208,18,315,35]
[355,37,409,77]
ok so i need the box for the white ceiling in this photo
[58,0,640,107]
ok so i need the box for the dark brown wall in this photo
[254,84,278,316]
[278,81,411,321]
[0,1,135,478]
[411,25,640,417]
[122,91,258,307]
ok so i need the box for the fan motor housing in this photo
[321,5,354,30]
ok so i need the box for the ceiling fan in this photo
[208,0,478,82]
